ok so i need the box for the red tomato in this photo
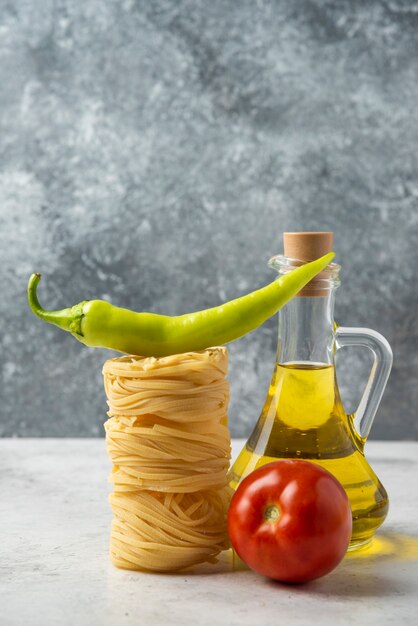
[228,460,352,583]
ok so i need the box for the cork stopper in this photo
[283,232,334,296]
[283,232,334,261]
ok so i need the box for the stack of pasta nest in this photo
[103,347,232,572]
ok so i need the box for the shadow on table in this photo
[186,530,418,599]
[112,530,418,601]
[345,530,418,563]
[262,530,418,599]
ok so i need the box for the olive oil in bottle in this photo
[230,362,389,549]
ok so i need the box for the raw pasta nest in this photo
[103,348,232,571]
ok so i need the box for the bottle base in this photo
[347,536,373,552]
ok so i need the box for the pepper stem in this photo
[27,273,86,336]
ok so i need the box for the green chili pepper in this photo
[27,252,334,357]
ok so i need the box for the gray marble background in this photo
[0,0,417,439]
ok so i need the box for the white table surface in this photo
[1,439,417,626]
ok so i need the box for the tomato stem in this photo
[264,504,280,523]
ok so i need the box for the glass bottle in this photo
[230,232,393,550]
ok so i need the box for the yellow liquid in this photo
[230,363,388,550]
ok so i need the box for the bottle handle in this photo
[335,326,393,440]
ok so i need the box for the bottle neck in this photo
[277,291,336,366]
